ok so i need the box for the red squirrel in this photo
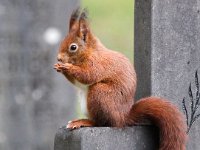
[54,9,187,150]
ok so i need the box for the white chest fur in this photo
[74,80,89,116]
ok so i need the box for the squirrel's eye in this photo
[69,43,78,52]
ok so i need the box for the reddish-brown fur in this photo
[54,9,187,150]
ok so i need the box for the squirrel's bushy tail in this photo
[128,97,187,150]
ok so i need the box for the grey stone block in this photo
[54,126,159,150]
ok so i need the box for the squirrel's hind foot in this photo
[66,119,95,130]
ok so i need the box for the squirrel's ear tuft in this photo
[79,8,90,42]
[80,8,88,21]
[69,7,81,30]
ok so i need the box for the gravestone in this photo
[134,0,200,149]
[0,0,79,150]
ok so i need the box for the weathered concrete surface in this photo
[134,0,200,149]
[0,0,79,150]
[54,126,159,150]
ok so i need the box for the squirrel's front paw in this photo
[54,63,73,72]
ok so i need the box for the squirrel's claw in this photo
[54,63,62,72]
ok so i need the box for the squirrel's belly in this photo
[74,80,89,116]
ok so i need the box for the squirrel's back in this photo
[93,39,136,86]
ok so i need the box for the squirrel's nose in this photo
[57,55,63,62]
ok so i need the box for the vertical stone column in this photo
[134,0,200,149]
[0,0,79,150]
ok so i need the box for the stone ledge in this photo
[54,126,159,150]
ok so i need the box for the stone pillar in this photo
[0,0,79,150]
[134,0,200,149]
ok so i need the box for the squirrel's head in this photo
[57,8,95,65]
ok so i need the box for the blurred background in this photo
[0,0,133,150]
